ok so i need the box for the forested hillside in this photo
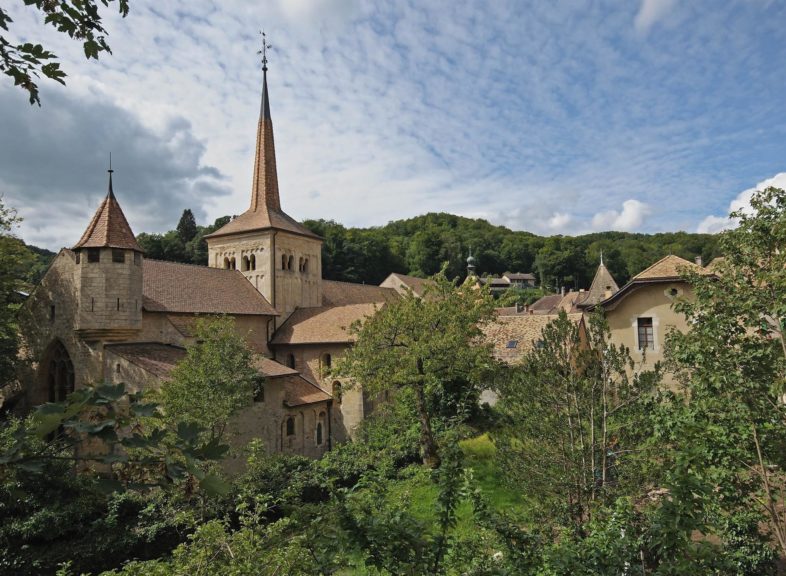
[133,210,721,289]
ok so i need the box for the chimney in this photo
[694,256,703,267]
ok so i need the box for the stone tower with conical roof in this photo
[205,58,322,323]
[72,170,144,338]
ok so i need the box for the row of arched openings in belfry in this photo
[281,254,310,274]
[223,254,258,272]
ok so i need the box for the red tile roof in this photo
[284,376,332,407]
[272,280,399,345]
[105,343,186,378]
[143,260,278,316]
[73,185,142,252]
[271,303,381,345]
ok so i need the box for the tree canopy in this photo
[0,0,129,105]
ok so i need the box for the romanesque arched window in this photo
[241,255,249,271]
[303,258,309,274]
[322,353,332,371]
[287,353,296,369]
[223,257,230,269]
[46,340,74,403]
[286,416,295,436]
[249,254,256,270]
[298,256,304,272]
[288,255,294,271]
[316,416,324,446]
[282,254,287,270]
[230,257,236,270]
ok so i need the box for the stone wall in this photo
[273,343,365,442]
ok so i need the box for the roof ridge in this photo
[632,254,696,281]
[145,258,244,273]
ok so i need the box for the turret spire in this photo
[250,31,280,212]
[108,152,115,197]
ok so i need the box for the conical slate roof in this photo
[205,66,320,241]
[580,262,619,307]
[72,172,142,252]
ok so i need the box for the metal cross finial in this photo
[258,30,272,71]
[108,152,113,173]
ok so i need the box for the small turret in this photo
[72,168,143,339]
[466,247,477,277]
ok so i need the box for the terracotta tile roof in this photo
[381,273,432,297]
[632,255,708,281]
[483,313,584,365]
[272,280,398,345]
[73,183,142,252]
[271,302,382,345]
[143,260,278,316]
[322,280,399,306]
[253,356,299,378]
[105,343,186,378]
[529,294,563,314]
[557,291,583,313]
[203,205,321,240]
[284,375,332,407]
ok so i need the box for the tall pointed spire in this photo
[73,165,142,252]
[250,31,280,212]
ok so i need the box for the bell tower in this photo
[205,35,322,323]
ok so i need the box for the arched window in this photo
[288,255,294,271]
[316,422,323,446]
[322,353,332,371]
[332,381,342,404]
[230,257,236,270]
[46,341,75,403]
[241,255,249,271]
[287,353,296,369]
[249,254,256,270]
[253,377,265,402]
[298,257,304,272]
[282,254,287,270]
[286,417,295,436]
[303,258,309,274]
[223,257,230,269]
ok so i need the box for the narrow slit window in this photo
[286,417,295,436]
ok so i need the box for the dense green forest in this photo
[133,210,721,289]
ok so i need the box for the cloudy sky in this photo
[2,0,786,250]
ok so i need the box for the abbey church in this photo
[17,62,403,458]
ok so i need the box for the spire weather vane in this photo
[258,30,272,70]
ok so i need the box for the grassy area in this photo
[336,433,526,574]
[385,433,529,536]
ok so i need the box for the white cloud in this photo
[697,172,786,234]
[591,199,651,231]
[634,0,678,33]
[548,212,572,231]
